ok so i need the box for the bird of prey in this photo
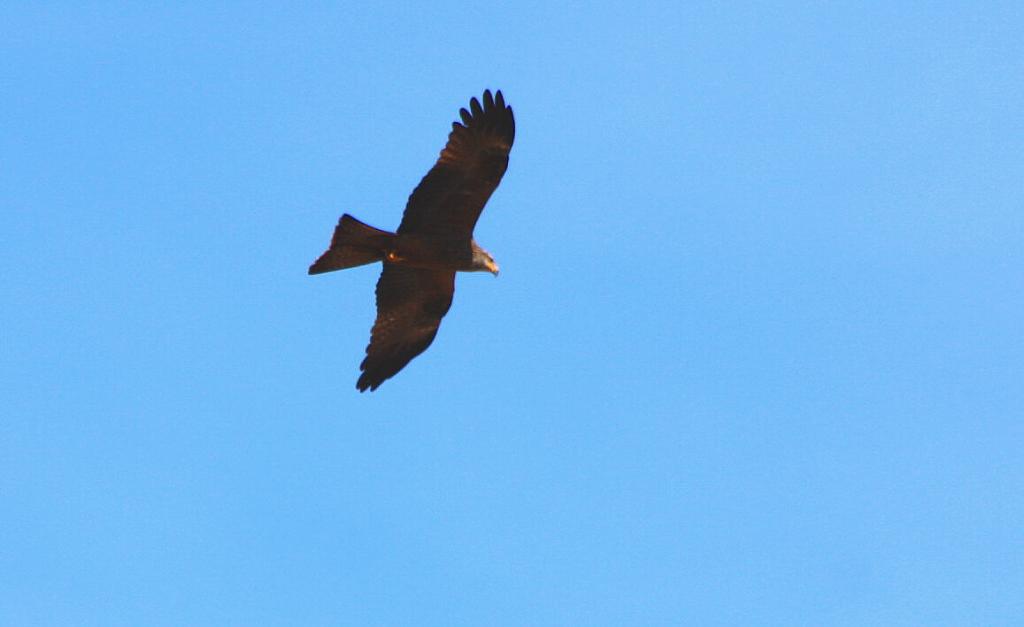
[308,90,515,392]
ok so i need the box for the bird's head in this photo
[470,241,500,276]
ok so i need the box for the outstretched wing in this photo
[397,89,515,239]
[357,264,456,392]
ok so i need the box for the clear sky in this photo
[3,3,1022,625]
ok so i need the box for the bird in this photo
[308,90,515,392]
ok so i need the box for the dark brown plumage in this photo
[308,90,515,391]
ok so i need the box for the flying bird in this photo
[309,90,515,391]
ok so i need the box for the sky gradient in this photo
[3,3,1023,625]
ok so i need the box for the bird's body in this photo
[308,90,515,391]
[385,234,492,273]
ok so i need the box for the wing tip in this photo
[482,88,509,112]
[455,89,514,142]
[356,369,386,392]
[466,89,508,119]
[356,366,377,392]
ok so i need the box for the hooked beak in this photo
[486,259,500,276]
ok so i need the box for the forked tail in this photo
[308,214,395,275]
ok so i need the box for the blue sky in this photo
[2,3,1022,625]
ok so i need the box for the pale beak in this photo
[486,260,500,276]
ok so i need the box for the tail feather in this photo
[308,214,394,275]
